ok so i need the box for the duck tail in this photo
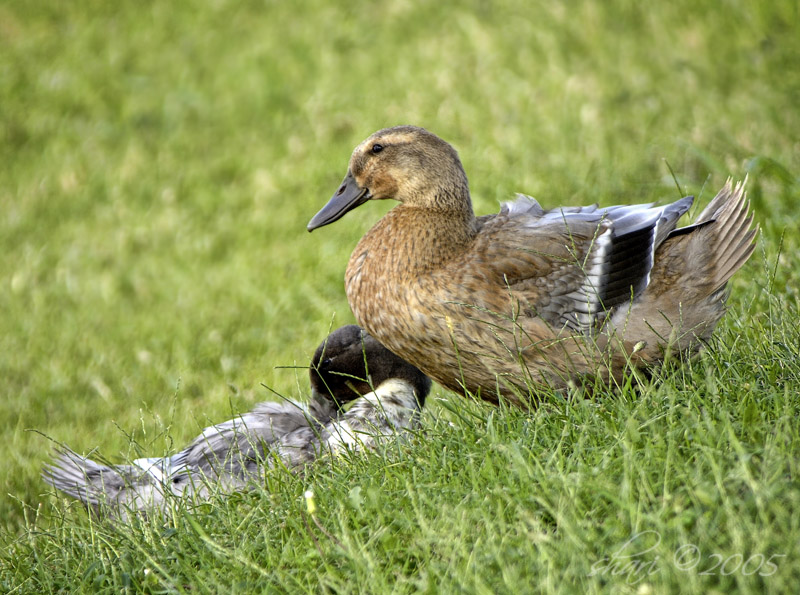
[689,177,759,296]
[43,448,167,516]
[604,178,757,360]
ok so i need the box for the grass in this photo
[1,0,799,592]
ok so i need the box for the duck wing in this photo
[167,397,339,481]
[43,397,340,516]
[43,448,170,513]
[469,195,694,334]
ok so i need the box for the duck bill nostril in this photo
[307,170,371,231]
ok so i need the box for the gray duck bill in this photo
[308,170,370,231]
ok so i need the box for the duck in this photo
[43,325,431,518]
[307,126,758,406]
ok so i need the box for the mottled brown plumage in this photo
[308,126,758,406]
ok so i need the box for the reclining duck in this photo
[308,126,758,405]
[43,325,431,518]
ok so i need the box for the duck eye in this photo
[371,143,384,154]
[320,358,332,368]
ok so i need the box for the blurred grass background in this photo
[1,0,798,591]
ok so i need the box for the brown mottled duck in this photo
[308,126,757,406]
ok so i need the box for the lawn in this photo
[1,0,799,592]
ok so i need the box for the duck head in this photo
[309,325,432,408]
[307,126,471,231]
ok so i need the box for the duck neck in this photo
[393,203,477,270]
[346,190,478,314]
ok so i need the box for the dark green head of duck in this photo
[309,325,431,409]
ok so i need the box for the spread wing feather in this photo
[468,194,694,334]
